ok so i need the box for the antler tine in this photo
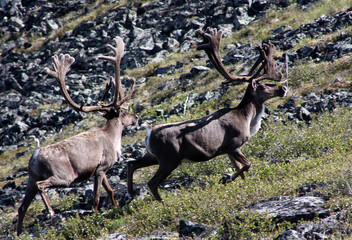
[98,36,125,107]
[191,27,253,84]
[100,76,115,105]
[251,42,283,82]
[116,77,135,109]
[192,28,282,84]
[45,54,110,113]
[192,28,228,80]
[247,46,265,77]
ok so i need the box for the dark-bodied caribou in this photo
[127,28,287,201]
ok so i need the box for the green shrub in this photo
[245,107,352,162]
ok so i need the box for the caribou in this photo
[127,28,287,201]
[17,36,137,235]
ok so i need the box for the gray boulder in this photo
[247,196,329,222]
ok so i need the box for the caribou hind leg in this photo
[17,177,39,236]
[127,153,158,199]
[36,176,72,219]
[147,160,179,202]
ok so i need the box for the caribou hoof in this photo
[119,193,132,207]
[220,174,232,184]
[45,210,55,220]
[124,193,132,204]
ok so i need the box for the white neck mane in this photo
[250,104,265,137]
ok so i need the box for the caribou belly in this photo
[181,158,197,163]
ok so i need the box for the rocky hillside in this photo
[0,0,352,239]
[1,0,352,151]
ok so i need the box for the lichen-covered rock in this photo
[247,196,329,222]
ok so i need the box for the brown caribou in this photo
[127,28,287,201]
[17,36,137,235]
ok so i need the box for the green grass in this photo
[246,108,352,161]
[227,0,352,44]
[12,105,351,239]
[289,56,352,94]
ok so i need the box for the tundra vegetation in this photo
[0,0,352,239]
